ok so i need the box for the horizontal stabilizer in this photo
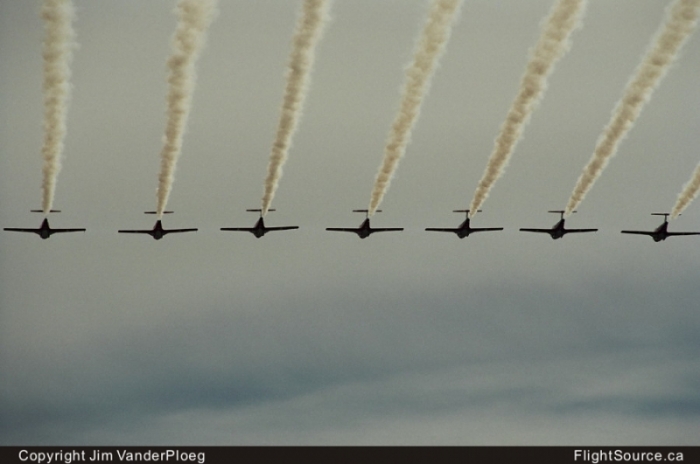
[144,211,173,214]
[453,209,481,213]
[31,209,61,213]
[246,209,275,213]
[548,210,574,214]
[651,213,671,217]
[352,209,382,213]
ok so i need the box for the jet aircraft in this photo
[326,210,403,239]
[621,213,700,242]
[118,212,196,240]
[520,210,597,239]
[220,209,299,238]
[4,211,85,239]
[426,209,503,238]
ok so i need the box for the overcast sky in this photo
[1,0,699,445]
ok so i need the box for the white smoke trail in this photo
[469,0,587,218]
[671,161,700,219]
[368,0,462,216]
[156,0,217,218]
[566,0,700,217]
[40,0,76,214]
[261,0,330,216]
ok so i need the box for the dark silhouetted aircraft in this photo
[326,209,403,239]
[220,209,299,238]
[119,212,196,240]
[426,209,503,238]
[4,211,85,239]
[520,210,597,239]
[621,213,700,242]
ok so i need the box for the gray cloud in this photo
[2,264,699,443]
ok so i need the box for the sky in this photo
[1,0,699,445]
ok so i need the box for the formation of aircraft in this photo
[220,209,299,238]
[3,210,85,239]
[5,209,700,243]
[520,210,598,240]
[326,209,403,239]
[425,209,503,238]
[118,211,197,240]
[621,213,700,242]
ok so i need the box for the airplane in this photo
[326,209,403,239]
[621,213,700,242]
[118,212,197,240]
[520,210,597,239]
[4,210,85,239]
[220,209,299,238]
[425,209,503,238]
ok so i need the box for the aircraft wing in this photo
[519,228,554,234]
[425,228,458,233]
[471,227,504,232]
[220,227,254,232]
[326,227,360,233]
[369,228,404,233]
[118,229,153,234]
[51,228,86,233]
[665,232,700,236]
[265,226,299,232]
[163,228,197,234]
[565,228,598,233]
[620,230,655,236]
[4,228,40,233]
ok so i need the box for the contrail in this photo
[156,0,217,218]
[261,0,330,216]
[40,0,76,215]
[469,0,587,218]
[368,0,462,216]
[566,0,700,217]
[671,161,700,219]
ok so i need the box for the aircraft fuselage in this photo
[355,218,373,239]
[650,222,669,242]
[251,217,267,238]
[151,221,166,240]
[549,219,567,239]
[454,218,475,238]
[38,219,52,239]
